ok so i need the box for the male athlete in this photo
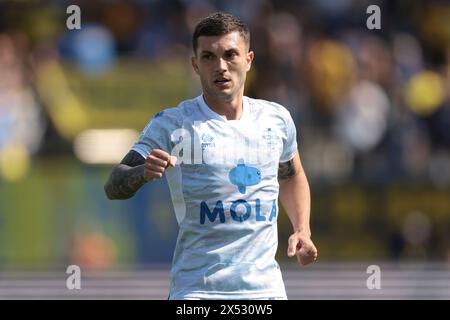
[104,12,317,300]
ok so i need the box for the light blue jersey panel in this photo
[132,95,298,300]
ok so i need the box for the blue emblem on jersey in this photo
[228,159,261,194]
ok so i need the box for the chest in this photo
[193,121,283,168]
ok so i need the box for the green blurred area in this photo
[0,157,137,268]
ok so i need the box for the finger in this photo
[146,155,167,168]
[145,163,165,174]
[306,243,318,257]
[287,236,298,257]
[298,243,317,257]
[144,170,163,181]
[298,245,309,257]
[299,254,316,266]
[298,246,318,266]
[151,149,171,162]
[167,156,177,168]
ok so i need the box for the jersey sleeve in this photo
[131,110,177,159]
[279,108,298,163]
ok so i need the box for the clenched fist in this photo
[287,231,318,266]
[144,149,177,182]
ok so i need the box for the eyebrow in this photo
[199,48,240,55]
[224,48,239,54]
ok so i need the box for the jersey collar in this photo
[196,95,249,122]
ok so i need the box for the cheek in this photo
[202,64,215,73]
[229,61,247,73]
[197,65,210,76]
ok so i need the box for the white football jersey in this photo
[132,95,297,299]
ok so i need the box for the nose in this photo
[215,57,227,73]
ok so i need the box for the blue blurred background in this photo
[0,0,450,286]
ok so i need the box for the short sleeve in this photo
[279,109,298,163]
[131,110,177,159]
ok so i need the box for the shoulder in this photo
[245,97,293,124]
[145,97,199,128]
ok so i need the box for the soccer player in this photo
[104,12,317,300]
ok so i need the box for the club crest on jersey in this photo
[262,127,278,150]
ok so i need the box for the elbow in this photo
[104,182,133,200]
[104,182,121,200]
[279,171,303,188]
[104,183,115,200]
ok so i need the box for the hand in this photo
[144,149,177,182]
[287,231,318,266]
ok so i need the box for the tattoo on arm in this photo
[104,150,147,200]
[278,159,298,180]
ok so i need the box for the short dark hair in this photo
[192,12,250,54]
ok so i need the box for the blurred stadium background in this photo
[0,0,450,299]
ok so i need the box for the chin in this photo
[209,88,230,97]
[217,91,235,100]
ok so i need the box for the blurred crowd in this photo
[1,0,450,185]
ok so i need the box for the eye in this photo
[202,54,213,60]
[225,51,237,60]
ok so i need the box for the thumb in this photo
[287,237,298,257]
[167,156,177,168]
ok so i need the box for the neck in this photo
[203,93,244,120]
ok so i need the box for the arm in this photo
[104,150,147,200]
[104,149,176,200]
[278,151,318,266]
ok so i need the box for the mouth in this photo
[214,77,231,87]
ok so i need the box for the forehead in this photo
[197,31,246,52]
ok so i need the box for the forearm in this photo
[104,164,147,200]
[278,152,317,265]
[279,169,311,236]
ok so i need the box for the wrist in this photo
[130,165,149,184]
[293,228,311,237]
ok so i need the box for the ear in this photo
[246,51,254,72]
[191,56,200,75]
